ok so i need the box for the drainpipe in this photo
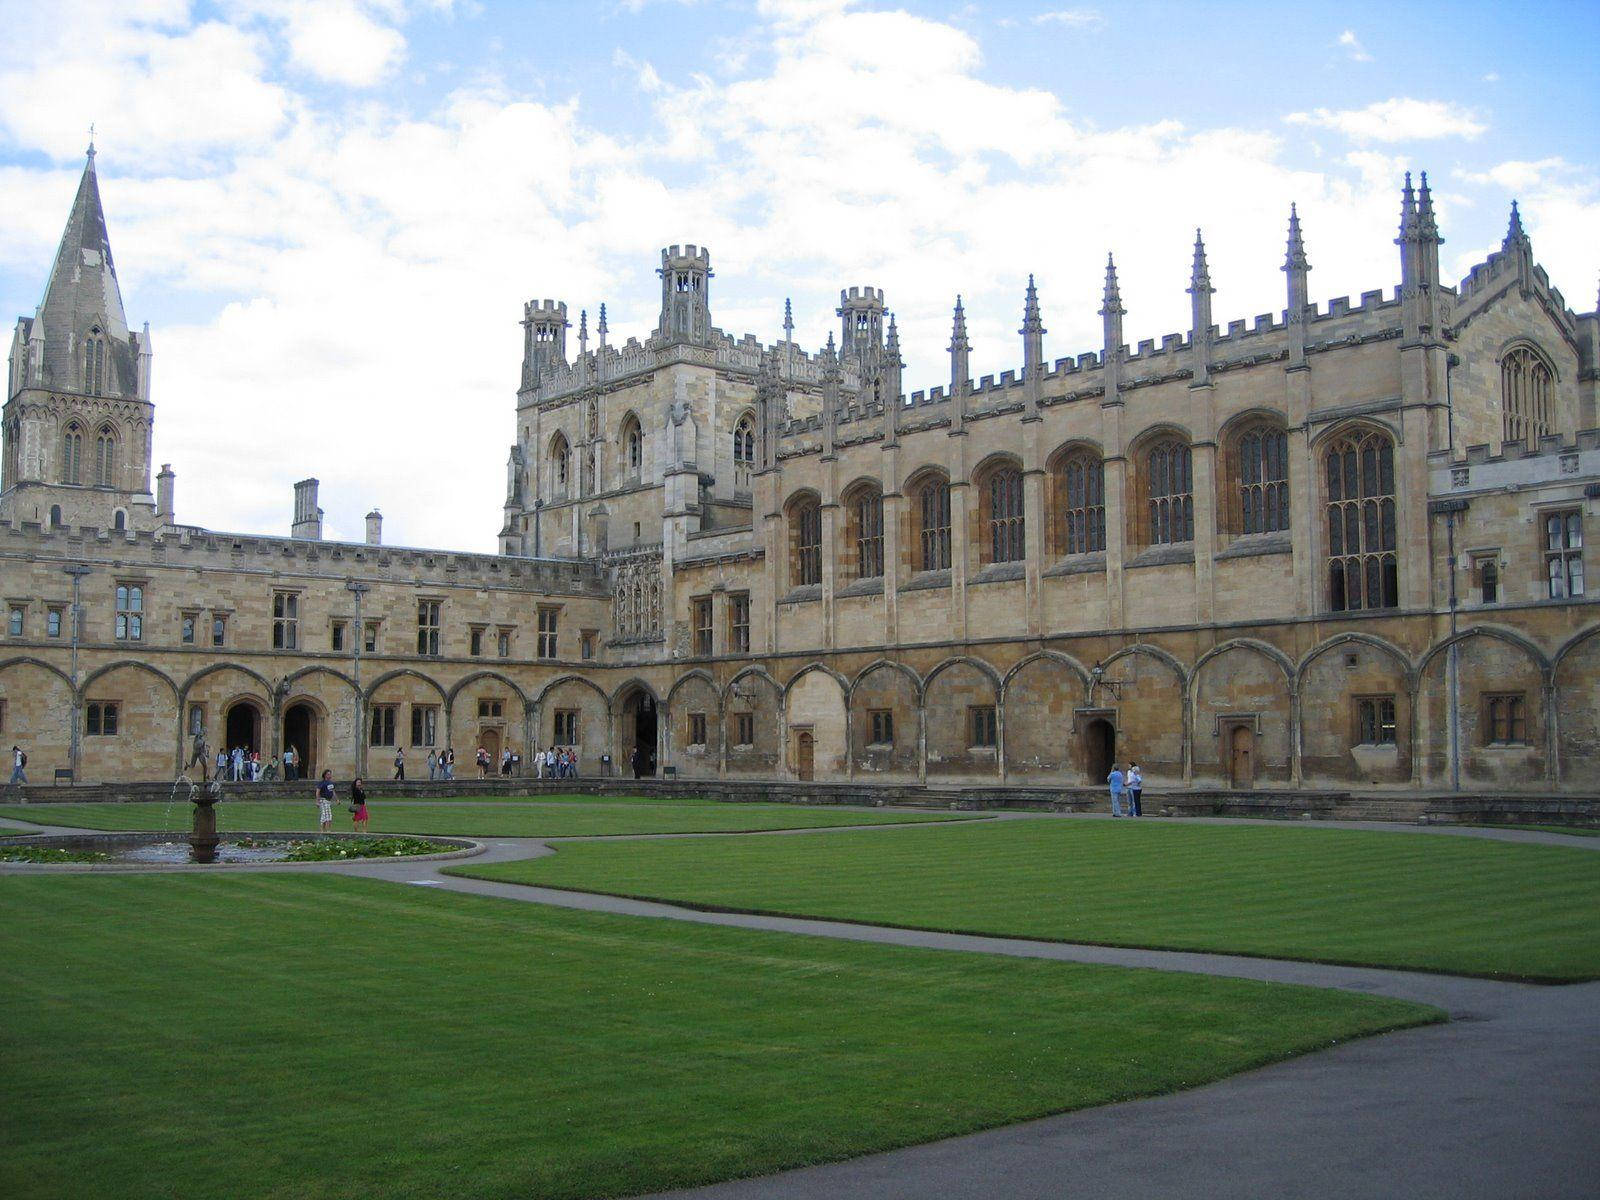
[1445,353,1461,794]
[63,564,93,778]
[346,580,370,777]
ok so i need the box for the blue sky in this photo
[0,0,1595,550]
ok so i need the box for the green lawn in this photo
[0,874,1433,1200]
[458,818,1600,982]
[0,798,975,838]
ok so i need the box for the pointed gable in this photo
[32,148,137,398]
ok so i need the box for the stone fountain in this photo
[189,779,223,863]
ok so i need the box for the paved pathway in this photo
[3,809,1597,1197]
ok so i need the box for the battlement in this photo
[660,244,712,270]
[838,286,885,308]
[524,299,569,323]
[0,519,610,595]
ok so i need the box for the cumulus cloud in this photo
[1285,98,1486,143]
[0,2,1585,551]
[280,1,408,86]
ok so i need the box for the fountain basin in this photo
[0,832,483,870]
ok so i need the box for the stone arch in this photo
[850,660,921,779]
[610,676,660,709]
[536,676,610,770]
[923,656,1001,780]
[447,670,528,709]
[1554,626,1600,788]
[1190,641,1294,786]
[613,678,662,777]
[1418,625,1550,788]
[179,661,275,706]
[77,661,182,779]
[538,673,612,710]
[1308,416,1404,455]
[179,665,275,773]
[1297,633,1416,786]
[451,672,530,771]
[1091,645,1187,784]
[0,658,74,776]
[364,668,449,706]
[666,669,722,777]
[1001,651,1092,780]
[81,658,179,701]
[784,664,846,780]
[725,667,782,776]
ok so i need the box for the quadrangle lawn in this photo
[0,873,1434,1200]
[456,818,1600,981]
[0,797,976,838]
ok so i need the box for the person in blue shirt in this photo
[1107,764,1126,817]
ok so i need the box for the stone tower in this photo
[521,299,569,388]
[656,244,713,345]
[2,146,157,531]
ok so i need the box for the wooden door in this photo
[796,731,815,781]
[1229,725,1254,789]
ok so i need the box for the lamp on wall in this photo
[1089,662,1122,703]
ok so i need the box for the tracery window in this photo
[986,466,1025,564]
[1501,346,1554,445]
[550,434,569,493]
[61,422,83,485]
[851,487,884,579]
[915,476,951,572]
[1325,428,1398,612]
[95,425,116,487]
[1237,425,1288,534]
[733,412,756,489]
[622,416,642,476]
[1054,451,1104,556]
[792,497,822,587]
[1147,439,1193,545]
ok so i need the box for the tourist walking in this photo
[1128,762,1144,817]
[316,770,335,832]
[230,745,244,782]
[215,748,228,781]
[9,744,26,786]
[1107,764,1127,817]
[500,748,512,776]
[351,778,369,832]
[442,747,455,780]
[393,746,405,781]
[476,746,489,779]
[282,744,296,783]
[427,749,437,781]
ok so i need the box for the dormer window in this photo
[84,329,106,396]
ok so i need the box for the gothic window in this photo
[791,496,822,587]
[61,422,83,485]
[734,414,755,466]
[550,434,570,493]
[1325,428,1398,612]
[984,465,1025,564]
[1501,345,1554,445]
[417,599,442,656]
[84,330,106,396]
[849,486,884,579]
[915,475,952,572]
[1544,510,1584,599]
[1053,450,1105,556]
[1237,424,1289,534]
[95,425,116,487]
[114,583,143,641]
[622,416,642,476]
[1147,439,1193,545]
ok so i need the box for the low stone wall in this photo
[4,776,1596,826]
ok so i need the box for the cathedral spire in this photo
[1283,206,1311,370]
[1100,255,1124,408]
[948,295,971,396]
[1189,228,1212,294]
[1398,170,1418,242]
[1416,171,1441,243]
[1020,275,1045,419]
[577,308,589,357]
[783,296,794,342]
[1284,203,1310,274]
[882,312,903,444]
[597,302,608,347]
[1503,199,1528,251]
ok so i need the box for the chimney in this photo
[156,464,175,523]
[291,478,323,541]
[365,508,383,545]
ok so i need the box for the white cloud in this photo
[1034,8,1102,26]
[1482,71,1500,83]
[1337,30,1372,62]
[281,1,408,87]
[0,2,1587,552]
[1285,98,1486,143]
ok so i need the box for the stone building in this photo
[3,152,1598,792]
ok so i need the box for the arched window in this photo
[61,422,83,485]
[848,486,884,579]
[790,496,822,587]
[95,425,116,487]
[621,416,642,477]
[733,413,756,489]
[49,504,62,527]
[1053,449,1104,556]
[1325,428,1398,611]
[984,465,1025,564]
[1147,439,1193,545]
[914,475,951,572]
[1237,424,1289,534]
[113,509,126,531]
[1501,345,1554,445]
[84,330,106,396]
[550,434,570,493]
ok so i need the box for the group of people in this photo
[1106,762,1145,817]
[314,770,369,832]
[532,747,579,779]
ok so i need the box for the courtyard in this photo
[2,798,1596,1198]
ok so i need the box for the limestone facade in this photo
[3,158,1597,790]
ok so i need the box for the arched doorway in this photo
[620,689,657,777]
[795,730,815,781]
[225,701,261,755]
[1228,724,1255,789]
[283,702,318,780]
[1084,717,1115,784]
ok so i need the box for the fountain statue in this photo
[187,778,223,864]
